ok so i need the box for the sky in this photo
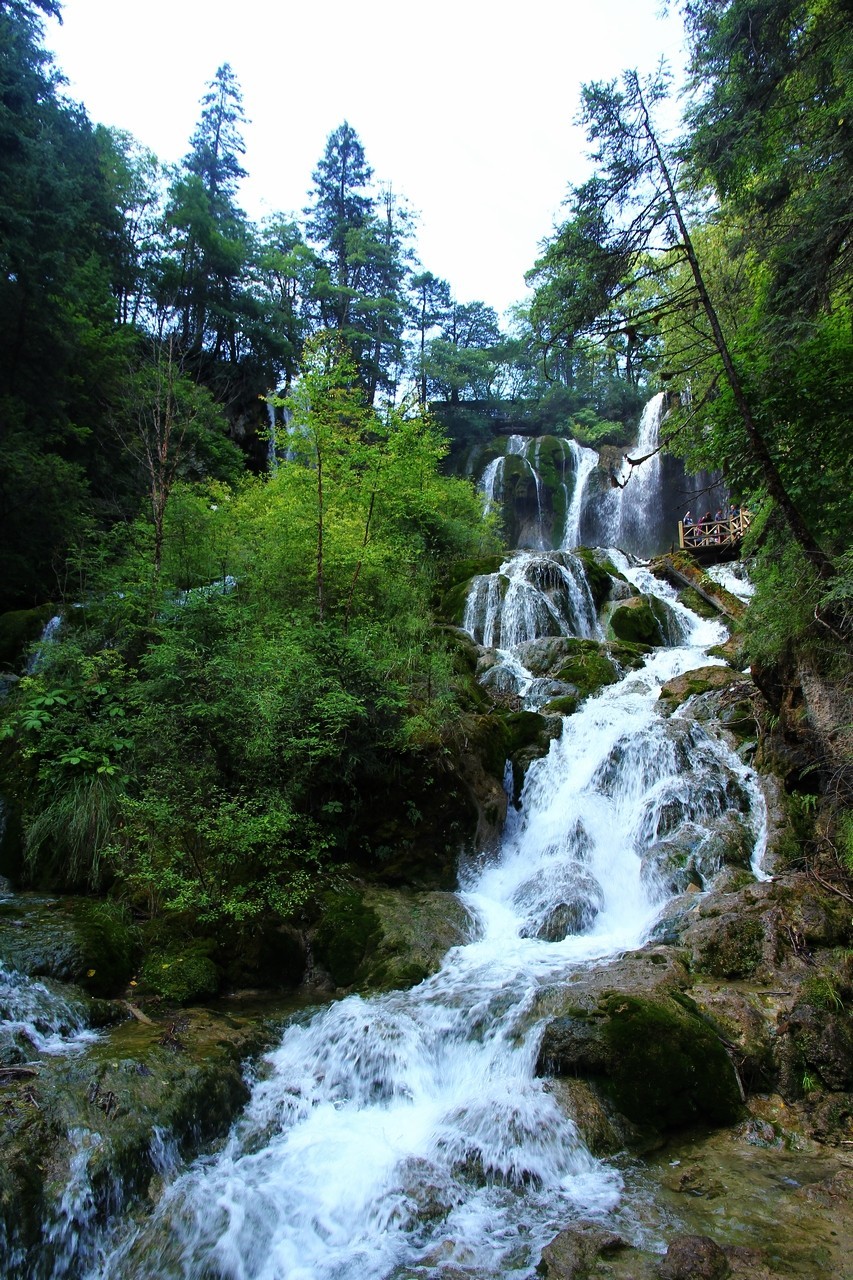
[45,0,688,320]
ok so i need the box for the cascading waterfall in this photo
[588,392,667,555]
[462,551,601,651]
[561,441,598,550]
[82,551,767,1280]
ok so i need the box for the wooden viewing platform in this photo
[677,510,752,560]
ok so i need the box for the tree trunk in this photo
[636,83,833,581]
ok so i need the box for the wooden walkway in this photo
[678,510,751,557]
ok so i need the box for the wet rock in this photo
[681,882,780,981]
[658,667,740,715]
[610,596,666,646]
[0,1005,280,1276]
[356,888,472,991]
[546,1078,635,1156]
[656,1234,730,1280]
[690,984,776,1092]
[0,896,138,997]
[536,951,742,1134]
[784,1001,853,1091]
[537,1221,629,1279]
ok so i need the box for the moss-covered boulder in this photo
[312,887,470,992]
[357,888,471,990]
[0,895,139,997]
[609,596,666,646]
[659,665,740,713]
[139,940,220,1005]
[0,1003,280,1275]
[312,889,382,988]
[537,969,743,1133]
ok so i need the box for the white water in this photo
[706,561,755,602]
[0,965,100,1057]
[462,551,601,651]
[594,393,667,555]
[561,442,598,550]
[87,555,767,1280]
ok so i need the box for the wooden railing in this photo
[678,510,751,551]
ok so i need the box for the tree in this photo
[682,0,853,321]
[425,299,502,404]
[305,123,411,401]
[408,271,451,406]
[158,66,252,374]
[281,332,372,622]
[529,67,833,577]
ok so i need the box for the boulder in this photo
[313,887,472,992]
[610,596,666,646]
[535,949,742,1134]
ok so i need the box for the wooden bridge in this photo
[678,510,751,559]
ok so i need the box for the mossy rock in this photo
[541,694,580,717]
[678,586,721,619]
[0,1005,278,1271]
[609,597,666,646]
[0,604,54,670]
[68,899,140,997]
[553,640,619,697]
[0,895,138,996]
[690,915,766,979]
[502,709,549,753]
[139,940,220,1005]
[357,888,471,991]
[658,665,739,713]
[313,889,382,988]
[444,555,505,589]
[573,548,614,609]
[599,992,743,1129]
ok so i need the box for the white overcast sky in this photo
[46,0,687,319]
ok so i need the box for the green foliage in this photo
[0,337,490,925]
[140,940,220,1004]
[69,898,140,997]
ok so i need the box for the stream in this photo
[65,551,767,1279]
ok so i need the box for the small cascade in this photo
[266,401,278,473]
[27,614,62,673]
[462,551,601,650]
[477,435,550,547]
[87,549,767,1280]
[706,561,755,602]
[0,965,100,1059]
[562,440,598,549]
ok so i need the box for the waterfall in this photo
[0,964,100,1058]
[462,551,601,651]
[85,552,767,1280]
[477,435,549,547]
[266,401,278,473]
[561,441,598,550]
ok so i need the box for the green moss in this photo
[600,993,742,1128]
[679,586,720,619]
[610,599,665,646]
[445,555,505,589]
[140,940,220,1004]
[574,548,614,609]
[554,640,619,697]
[697,917,765,978]
[541,695,580,716]
[313,889,382,988]
[502,710,548,753]
[67,899,140,997]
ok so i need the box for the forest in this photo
[0,0,850,960]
